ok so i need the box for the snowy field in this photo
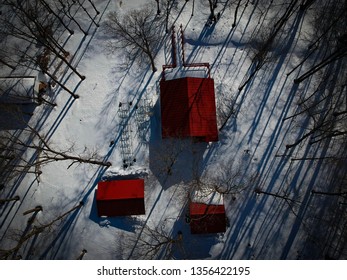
[0,0,346,260]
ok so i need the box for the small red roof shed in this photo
[160,77,218,142]
[189,202,226,234]
[96,179,145,217]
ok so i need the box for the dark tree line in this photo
[285,0,347,150]
[273,1,347,259]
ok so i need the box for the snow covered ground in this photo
[1,0,346,260]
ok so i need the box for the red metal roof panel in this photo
[160,77,218,142]
[96,179,144,201]
[96,179,145,216]
[189,202,226,234]
[190,202,225,215]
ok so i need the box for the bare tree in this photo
[0,0,86,80]
[0,40,16,70]
[284,1,347,154]
[238,0,299,91]
[24,125,112,168]
[13,46,79,99]
[189,160,258,199]
[286,72,347,149]
[104,7,164,72]
[0,202,83,259]
[0,123,111,185]
[129,222,184,260]
[298,167,347,259]
[150,138,188,177]
[1,0,67,54]
[216,84,237,130]
[0,30,16,70]
[231,0,248,28]
[293,0,346,82]
[294,44,347,84]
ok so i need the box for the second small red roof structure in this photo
[160,77,219,142]
[96,179,145,217]
[189,202,226,234]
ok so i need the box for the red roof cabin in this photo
[189,202,226,234]
[160,76,219,142]
[160,25,219,142]
[188,188,226,234]
[96,179,145,217]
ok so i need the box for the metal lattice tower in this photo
[134,97,153,143]
[118,102,135,169]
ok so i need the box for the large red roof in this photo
[160,77,218,142]
[189,202,226,234]
[96,179,145,217]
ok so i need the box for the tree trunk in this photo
[311,190,347,197]
[43,70,79,99]
[58,1,88,35]
[76,0,99,27]
[286,129,315,149]
[87,0,100,15]
[147,49,157,72]
[23,206,43,216]
[156,0,161,15]
[294,48,347,84]
[0,196,20,204]
[291,156,346,161]
[208,0,217,21]
[254,188,296,203]
[232,0,243,27]
[76,249,87,260]
[0,57,16,70]
[300,0,315,10]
